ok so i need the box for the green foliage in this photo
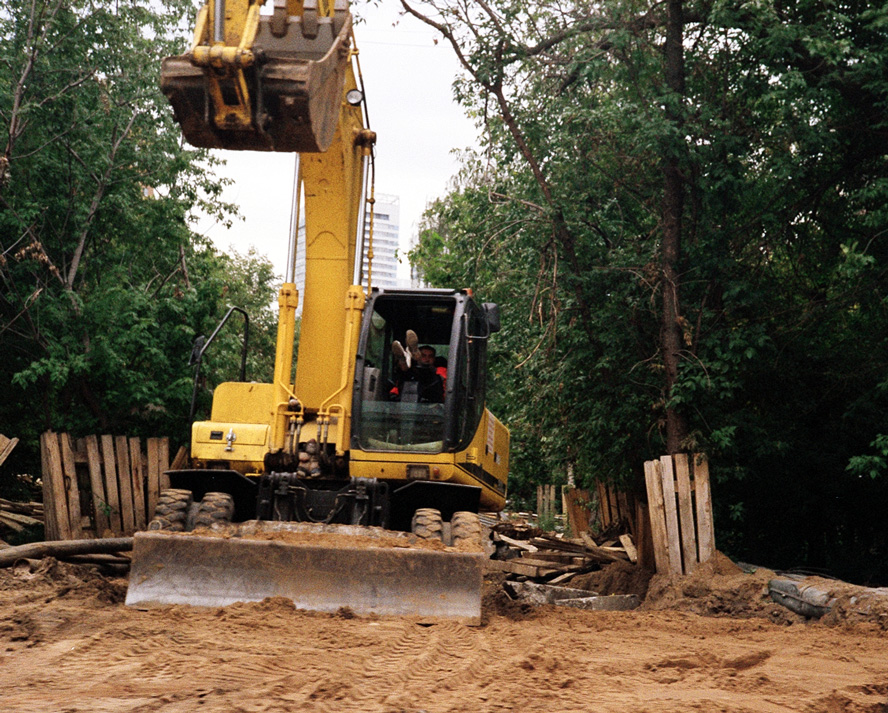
[410,0,888,584]
[0,0,279,479]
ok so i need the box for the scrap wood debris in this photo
[488,519,638,585]
[0,498,44,533]
[487,518,644,610]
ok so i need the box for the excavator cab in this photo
[161,0,351,152]
[347,288,508,522]
[352,289,496,454]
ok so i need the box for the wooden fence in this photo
[536,484,559,525]
[595,481,637,534]
[562,487,593,536]
[40,432,174,540]
[643,453,715,575]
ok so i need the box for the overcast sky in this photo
[194,0,477,283]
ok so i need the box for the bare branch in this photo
[65,109,140,290]
[4,0,67,162]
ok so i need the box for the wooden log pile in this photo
[0,498,44,534]
[489,526,639,586]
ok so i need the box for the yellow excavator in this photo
[126,0,509,624]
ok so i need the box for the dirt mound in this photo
[1,557,126,606]
[481,573,537,623]
[637,551,811,621]
[571,559,655,599]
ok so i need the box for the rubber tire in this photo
[194,492,235,529]
[411,508,444,541]
[147,488,193,532]
[450,511,482,547]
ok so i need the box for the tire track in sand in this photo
[327,619,494,711]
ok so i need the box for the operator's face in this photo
[419,349,435,366]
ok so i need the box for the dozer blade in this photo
[161,11,352,152]
[126,525,485,625]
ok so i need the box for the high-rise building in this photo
[359,193,400,290]
[293,193,401,305]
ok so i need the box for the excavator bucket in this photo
[160,2,352,152]
[126,523,485,625]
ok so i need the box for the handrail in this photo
[188,306,250,422]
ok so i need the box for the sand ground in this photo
[1,556,887,713]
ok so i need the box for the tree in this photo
[0,0,278,474]
[405,0,888,582]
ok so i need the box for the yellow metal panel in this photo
[349,409,509,512]
[294,64,365,411]
[193,422,269,446]
[220,0,250,45]
[271,284,299,451]
[191,421,270,469]
[210,382,275,424]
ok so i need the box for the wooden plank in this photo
[618,490,635,535]
[643,459,671,574]
[0,434,19,467]
[495,534,538,552]
[580,533,629,562]
[658,456,683,575]
[159,439,172,490]
[129,437,147,531]
[635,501,656,571]
[42,432,72,540]
[607,483,620,523]
[563,488,592,537]
[674,453,698,574]
[531,535,585,553]
[547,571,578,585]
[619,534,638,564]
[115,436,136,536]
[39,433,58,540]
[508,556,573,570]
[49,432,72,540]
[693,454,716,563]
[561,485,569,528]
[100,435,123,536]
[84,435,111,538]
[595,481,608,528]
[520,551,584,564]
[60,434,84,539]
[145,438,161,520]
[485,558,560,578]
[169,444,187,475]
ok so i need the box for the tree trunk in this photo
[0,537,133,568]
[661,0,689,453]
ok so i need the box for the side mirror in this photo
[189,335,207,366]
[482,303,501,333]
